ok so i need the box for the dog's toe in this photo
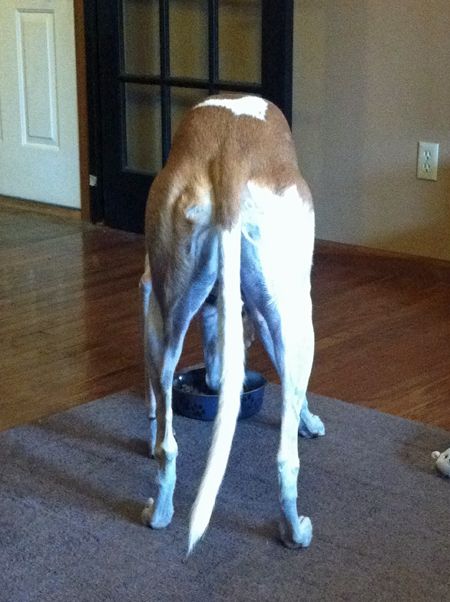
[299,411,325,438]
[295,516,313,547]
[141,498,155,526]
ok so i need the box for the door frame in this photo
[76,0,294,226]
[74,0,91,220]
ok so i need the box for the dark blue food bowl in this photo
[173,368,266,421]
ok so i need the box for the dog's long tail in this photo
[188,216,245,554]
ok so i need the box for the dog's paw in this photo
[299,408,325,438]
[142,497,173,529]
[280,515,313,549]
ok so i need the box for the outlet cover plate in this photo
[417,142,439,181]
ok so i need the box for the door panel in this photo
[125,84,162,174]
[169,0,209,79]
[17,10,58,146]
[122,1,160,76]
[218,0,261,83]
[171,87,209,139]
[0,0,80,208]
[92,0,293,232]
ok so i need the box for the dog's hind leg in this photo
[140,257,157,456]
[274,292,315,548]
[241,185,315,548]
[248,288,314,547]
[141,293,178,529]
[142,266,216,530]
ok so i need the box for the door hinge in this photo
[89,174,98,187]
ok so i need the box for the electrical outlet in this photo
[417,142,439,181]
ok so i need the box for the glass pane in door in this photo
[219,0,261,83]
[125,83,162,173]
[171,88,209,139]
[122,0,160,75]
[169,0,209,79]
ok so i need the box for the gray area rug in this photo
[1,385,449,602]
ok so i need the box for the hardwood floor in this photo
[1,199,449,431]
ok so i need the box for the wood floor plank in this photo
[1,200,449,431]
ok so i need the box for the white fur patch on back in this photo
[195,96,268,121]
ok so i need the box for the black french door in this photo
[88,0,294,233]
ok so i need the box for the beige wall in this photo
[293,0,450,260]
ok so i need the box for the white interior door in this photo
[0,0,80,208]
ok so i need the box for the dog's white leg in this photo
[276,293,314,548]
[141,294,178,529]
[251,307,323,438]
[140,259,157,456]
[142,261,216,530]
[201,297,221,391]
[247,288,314,547]
[241,184,316,548]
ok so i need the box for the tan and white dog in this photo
[140,94,325,554]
